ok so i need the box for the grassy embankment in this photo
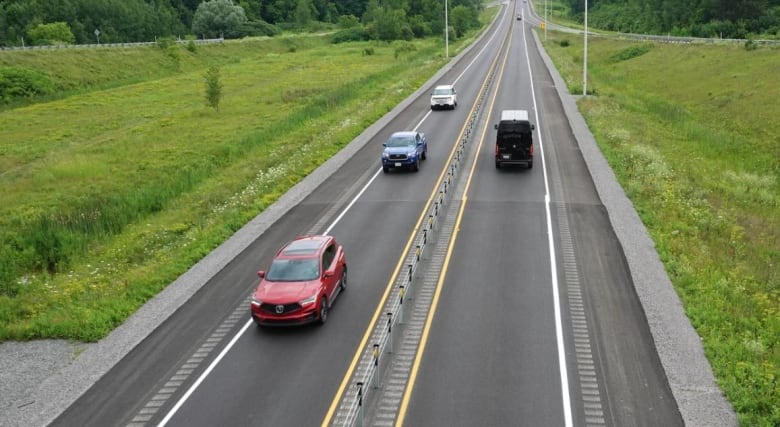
[540,29,778,426]
[0,10,493,342]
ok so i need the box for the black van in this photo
[494,110,535,169]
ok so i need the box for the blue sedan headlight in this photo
[382,152,389,159]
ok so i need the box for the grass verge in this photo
[0,7,497,342]
[540,30,779,426]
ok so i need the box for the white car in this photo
[430,84,457,110]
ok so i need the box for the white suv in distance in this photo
[430,84,457,110]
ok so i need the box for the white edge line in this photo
[323,168,383,236]
[522,15,574,427]
[156,15,519,425]
[157,318,254,427]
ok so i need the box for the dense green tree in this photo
[2,0,778,46]
[192,0,248,39]
[0,0,186,46]
[566,0,780,37]
[27,21,76,45]
[237,0,262,21]
[365,6,411,41]
[449,5,478,38]
[294,0,315,28]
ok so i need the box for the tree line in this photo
[563,0,780,38]
[2,0,778,47]
[0,0,482,47]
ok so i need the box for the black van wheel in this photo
[495,161,501,169]
[528,161,533,169]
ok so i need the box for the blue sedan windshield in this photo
[386,136,416,147]
[266,258,319,281]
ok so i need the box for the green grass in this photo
[0,6,499,342]
[541,30,779,427]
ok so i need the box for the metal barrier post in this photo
[356,382,364,427]
[387,313,393,354]
[399,285,405,325]
[372,344,380,389]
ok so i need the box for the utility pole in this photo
[445,0,449,58]
[583,0,588,96]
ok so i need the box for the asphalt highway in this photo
[47,1,703,427]
[400,4,681,425]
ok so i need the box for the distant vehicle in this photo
[494,110,535,169]
[250,235,347,327]
[381,131,428,173]
[430,84,457,110]
[517,13,522,20]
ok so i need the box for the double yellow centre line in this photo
[395,20,516,427]
[321,15,516,426]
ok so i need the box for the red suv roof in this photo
[278,235,330,257]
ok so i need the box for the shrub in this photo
[409,15,431,38]
[204,65,222,110]
[0,67,57,103]
[338,15,360,29]
[609,44,653,62]
[560,39,570,47]
[238,20,281,37]
[27,22,75,46]
[156,36,176,49]
[744,38,758,50]
[393,41,417,59]
[363,47,375,56]
[331,27,369,44]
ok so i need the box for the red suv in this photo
[251,235,347,327]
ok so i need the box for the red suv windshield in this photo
[266,258,319,281]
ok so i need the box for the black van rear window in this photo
[498,122,532,135]
[497,123,532,143]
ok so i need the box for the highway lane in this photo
[50,4,511,427]
[400,9,567,426]
[399,3,683,427]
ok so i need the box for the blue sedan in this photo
[381,131,428,173]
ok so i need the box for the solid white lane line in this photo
[521,19,573,427]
